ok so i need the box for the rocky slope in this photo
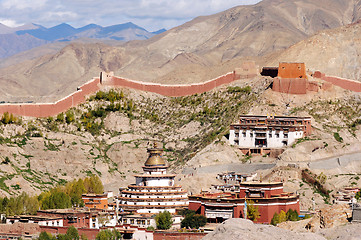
[267,21,361,81]
[202,218,326,240]
[2,0,361,101]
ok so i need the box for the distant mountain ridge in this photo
[15,22,158,41]
[0,22,164,58]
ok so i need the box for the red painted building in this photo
[188,182,299,224]
[82,193,109,210]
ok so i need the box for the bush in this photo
[56,113,64,122]
[333,132,343,142]
[155,211,173,230]
[66,111,75,124]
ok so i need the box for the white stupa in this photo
[119,143,188,214]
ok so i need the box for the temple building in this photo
[117,143,188,228]
[188,181,299,224]
[229,115,311,156]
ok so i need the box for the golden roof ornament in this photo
[144,141,166,167]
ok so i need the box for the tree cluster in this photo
[271,209,300,226]
[95,229,122,240]
[180,209,207,229]
[0,175,104,216]
[1,112,18,124]
[37,225,85,240]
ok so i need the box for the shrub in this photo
[333,132,343,142]
[56,113,64,122]
[65,111,75,124]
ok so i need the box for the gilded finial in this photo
[154,142,158,148]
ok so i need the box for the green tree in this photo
[271,212,280,226]
[155,211,173,230]
[180,211,207,229]
[95,229,122,240]
[84,175,104,194]
[286,209,299,221]
[67,179,86,207]
[279,210,287,223]
[38,231,56,240]
[246,200,260,222]
[1,112,10,124]
[66,225,79,240]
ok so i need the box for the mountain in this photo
[16,23,78,41]
[1,0,361,101]
[15,22,159,42]
[267,21,361,81]
[0,23,13,34]
[0,23,40,34]
[0,22,163,59]
[0,33,48,59]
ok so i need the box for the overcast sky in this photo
[0,0,261,31]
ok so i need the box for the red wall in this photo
[0,78,101,118]
[272,78,307,94]
[321,76,361,92]
[105,72,237,97]
[40,226,99,240]
[0,70,241,118]
[153,232,207,240]
[278,63,307,79]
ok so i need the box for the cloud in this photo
[0,18,22,27]
[0,0,261,31]
[1,0,47,10]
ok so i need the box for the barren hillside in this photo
[267,21,361,81]
[1,0,361,102]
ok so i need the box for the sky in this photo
[0,0,261,32]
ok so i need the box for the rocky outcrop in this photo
[202,219,326,240]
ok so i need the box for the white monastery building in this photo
[229,115,312,155]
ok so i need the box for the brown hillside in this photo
[267,21,361,81]
[1,0,361,102]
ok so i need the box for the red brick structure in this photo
[272,63,336,94]
[188,182,299,224]
[82,194,109,210]
[153,231,207,240]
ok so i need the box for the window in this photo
[284,133,288,138]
